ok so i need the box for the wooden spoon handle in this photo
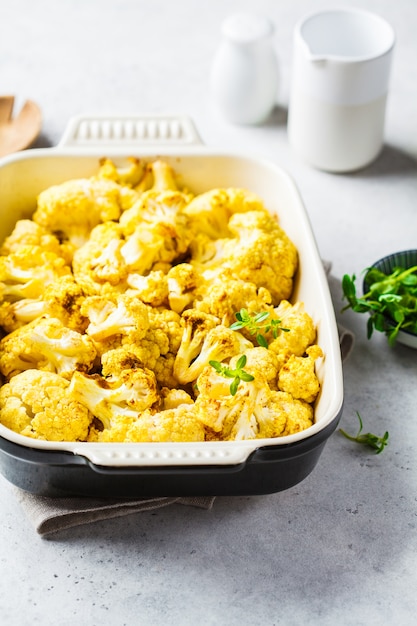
[0,95,15,122]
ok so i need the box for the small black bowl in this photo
[363,249,417,349]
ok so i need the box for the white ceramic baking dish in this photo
[0,114,343,497]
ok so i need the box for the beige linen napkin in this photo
[9,262,353,537]
[10,487,215,536]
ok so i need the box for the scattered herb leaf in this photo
[340,412,389,454]
[342,265,417,345]
[209,354,254,396]
[230,308,289,348]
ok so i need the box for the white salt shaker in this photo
[210,13,279,125]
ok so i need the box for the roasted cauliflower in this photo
[0,158,324,444]
[0,369,93,441]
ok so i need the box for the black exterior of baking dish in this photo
[0,407,342,498]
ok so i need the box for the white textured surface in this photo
[0,0,417,625]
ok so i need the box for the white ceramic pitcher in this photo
[287,8,395,172]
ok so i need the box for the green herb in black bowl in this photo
[342,249,417,348]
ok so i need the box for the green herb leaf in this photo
[340,412,389,454]
[341,265,417,344]
[230,308,289,348]
[209,356,254,395]
[229,378,240,396]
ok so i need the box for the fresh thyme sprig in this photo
[229,308,289,348]
[209,354,254,396]
[340,412,389,454]
[342,265,417,345]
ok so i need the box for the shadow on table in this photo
[262,104,288,127]
[347,143,417,179]
[29,133,55,150]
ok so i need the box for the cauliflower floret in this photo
[167,263,200,314]
[269,301,317,360]
[120,220,190,274]
[118,161,192,271]
[149,159,183,193]
[161,387,194,409]
[254,390,314,439]
[194,363,262,437]
[72,222,127,294]
[32,176,138,250]
[195,277,273,326]
[81,293,150,344]
[0,369,93,441]
[172,310,220,384]
[43,275,88,332]
[0,246,71,302]
[277,345,323,403]
[223,211,298,304]
[152,352,178,388]
[100,338,165,377]
[120,189,191,234]
[147,307,183,355]
[69,368,159,430]
[97,157,144,187]
[195,363,313,441]
[188,210,297,306]
[0,299,47,333]
[175,323,253,385]
[238,346,280,390]
[0,316,97,380]
[125,406,205,443]
[126,271,169,307]
[0,219,72,263]
[183,188,268,239]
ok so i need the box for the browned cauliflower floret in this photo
[69,368,159,430]
[100,345,155,376]
[0,299,47,334]
[121,221,190,275]
[255,391,314,439]
[195,359,313,441]
[43,275,88,332]
[0,316,97,380]
[0,369,93,441]
[195,277,273,326]
[81,293,150,345]
[194,362,265,438]
[126,272,169,307]
[0,219,72,264]
[32,176,138,251]
[277,345,323,403]
[173,310,220,384]
[117,160,193,275]
[175,323,253,385]
[166,263,200,314]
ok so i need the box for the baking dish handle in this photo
[57,114,203,148]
